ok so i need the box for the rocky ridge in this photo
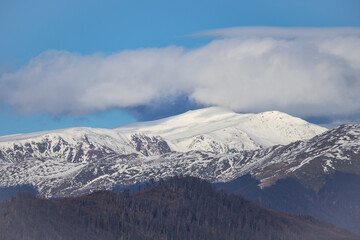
[0,123,358,198]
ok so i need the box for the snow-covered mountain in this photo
[216,124,360,235]
[3,113,358,199]
[0,124,358,198]
[232,124,360,190]
[0,107,326,163]
[2,112,358,235]
[117,107,326,152]
[0,129,171,163]
[0,107,334,198]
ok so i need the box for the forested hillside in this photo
[0,177,358,240]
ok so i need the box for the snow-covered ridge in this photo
[117,107,327,152]
[0,124,358,198]
[0,107,327,162]
[0,128,171,163]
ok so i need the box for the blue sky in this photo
[1,0,360,136]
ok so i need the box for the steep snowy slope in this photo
[251,124,360,190]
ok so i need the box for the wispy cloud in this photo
[193,26,360,39]
[1,27,360,122]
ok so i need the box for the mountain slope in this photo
[249,124,360,190]
[117,107,327,152]
[0,107,326,163]
[0,177,358,240]
[0,109,358,235]
[0,124,357,199]
[217,172,360,235]
[0,128,171,163]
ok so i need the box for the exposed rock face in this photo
[130,134,171,156]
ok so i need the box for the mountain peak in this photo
[118,107,326,152]
[0,107,327,163]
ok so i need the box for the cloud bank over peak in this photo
[1,27,359,123]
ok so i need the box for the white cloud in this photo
[1,27,360,121]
